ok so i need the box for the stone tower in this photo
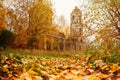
[70,6,83,50]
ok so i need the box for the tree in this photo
[27,0,53,49]
[0,1,6,31]
[78,0,120,47]
[3,0,35,49]
[90,0,120,47]
[13,30,28,49]
[4,0,36,32]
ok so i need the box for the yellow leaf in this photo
[23,68,27,73]
[101,65,109,70]
[89,75,100,80]
[23,65,27,73]
[98,73,108,78]
[110,64,119,72]
[8,73,12,77]
[3,67,8,72]
[117,73,120,77]
[28,69,39,75]
[1,59,5,63]
[40,70,49,78]
[49,78,57,80]
[73,75,83,80]
[9,53,14,58]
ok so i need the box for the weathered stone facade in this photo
[70,6,83,50]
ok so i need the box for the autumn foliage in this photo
[0,0,120,79]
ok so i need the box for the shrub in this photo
[106,53,120,63]
[0,29,14,50]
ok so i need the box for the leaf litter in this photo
[0,53,120,80]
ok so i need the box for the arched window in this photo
[78,15,81,22]
[72,15,75,22]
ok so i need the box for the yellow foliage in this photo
[0,3,6,31]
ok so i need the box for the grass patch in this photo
[84,46,120,64]
[0,49,80,58]
[0,49,29,56]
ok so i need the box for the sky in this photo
[52,0,83,26]
[3,0,84,26]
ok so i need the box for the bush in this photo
[0,29,14,50]
[84,46,120,64]
[106,53,120,63]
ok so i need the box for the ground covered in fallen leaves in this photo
[0,53,120,80]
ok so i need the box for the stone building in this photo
[70,6,83,50]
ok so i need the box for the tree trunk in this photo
[58,39,60,51]
[44,35,47,50]
[51,37,54,50]
[63,38,66,51]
